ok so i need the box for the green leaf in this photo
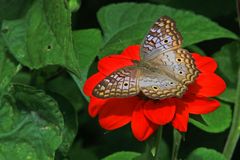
[71,29,102,100]
[0,36,20,99]
[48,92,78,156]
[1,0,79,74]
[72,28,102,82]
[187,45,206,55]
[97,3,238,58]
[0,0,33,20]
[190,101,232,133]
[187,147,226,160]
[213,42,240,103]
[46,76,85,111]
[102,151,141,160]
[0,84,64,160]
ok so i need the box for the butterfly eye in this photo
[124,82,129,86]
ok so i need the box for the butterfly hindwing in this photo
[145,48,199,85]
[138,49,198,99]
[92,67,140,98]
[138,67,187,99]
[140,16,182,60]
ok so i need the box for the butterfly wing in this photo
[138,67,185,99]
[141,16,182,60]
[139,16,198,99]
[139,49,199,99]
[92,67,140,98]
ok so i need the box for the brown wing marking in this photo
[92,67,140,98]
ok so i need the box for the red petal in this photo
[121,45,141,61]
[181,95,220,114]
[83,72,105,96]
[131,104,158,141]
[88,97,107,117]
[98,55,134,76]
[172,100,189,132]
[144,99,176,125]
[192,53,217,73]
[187,73,226,97]
[98,97,140,130]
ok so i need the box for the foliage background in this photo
[0,0,239,159]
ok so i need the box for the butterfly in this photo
[92,16,199,100]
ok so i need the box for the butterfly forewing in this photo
[140,16,182,60]
[92,67,140,98]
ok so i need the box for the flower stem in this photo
[154,126,163,160]
[171,129,182,160]
[223,67,240,159]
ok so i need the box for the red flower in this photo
[83,45,226,141]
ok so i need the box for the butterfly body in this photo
[93,16,199,100]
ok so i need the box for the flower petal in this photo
[98,55,134,76]
[144,99,176,125]
[131,104,158,141]
[98,97,140,130]
[181,95,220,114]
[192,53,217,73]
[121,45,141,61]
[187,73,226,97]
[172,100,189,132]
[88,97,107,117]
[83,72,105,96]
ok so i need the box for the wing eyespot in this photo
[152,86,159,91]
[124,82,129,86]
[176,58,182,62]
[179,71,183,74]
[164,39,168,43]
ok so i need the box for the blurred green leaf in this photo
[187,147,226,160]
[1,0,80,75]
[71,29,102,100]
[213,42,240,103]
[218,88,236,103]
[0,0,33,20]
[187,45,206,55]
[0,84,64,160]
[72,28,102,84]
[97,3,238,58]
[190,101,232,133]
[49,92,78,156]
[0,36,19,99]
[102,151,141,160]
[46,76,85,111]
[12,72,31,84]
